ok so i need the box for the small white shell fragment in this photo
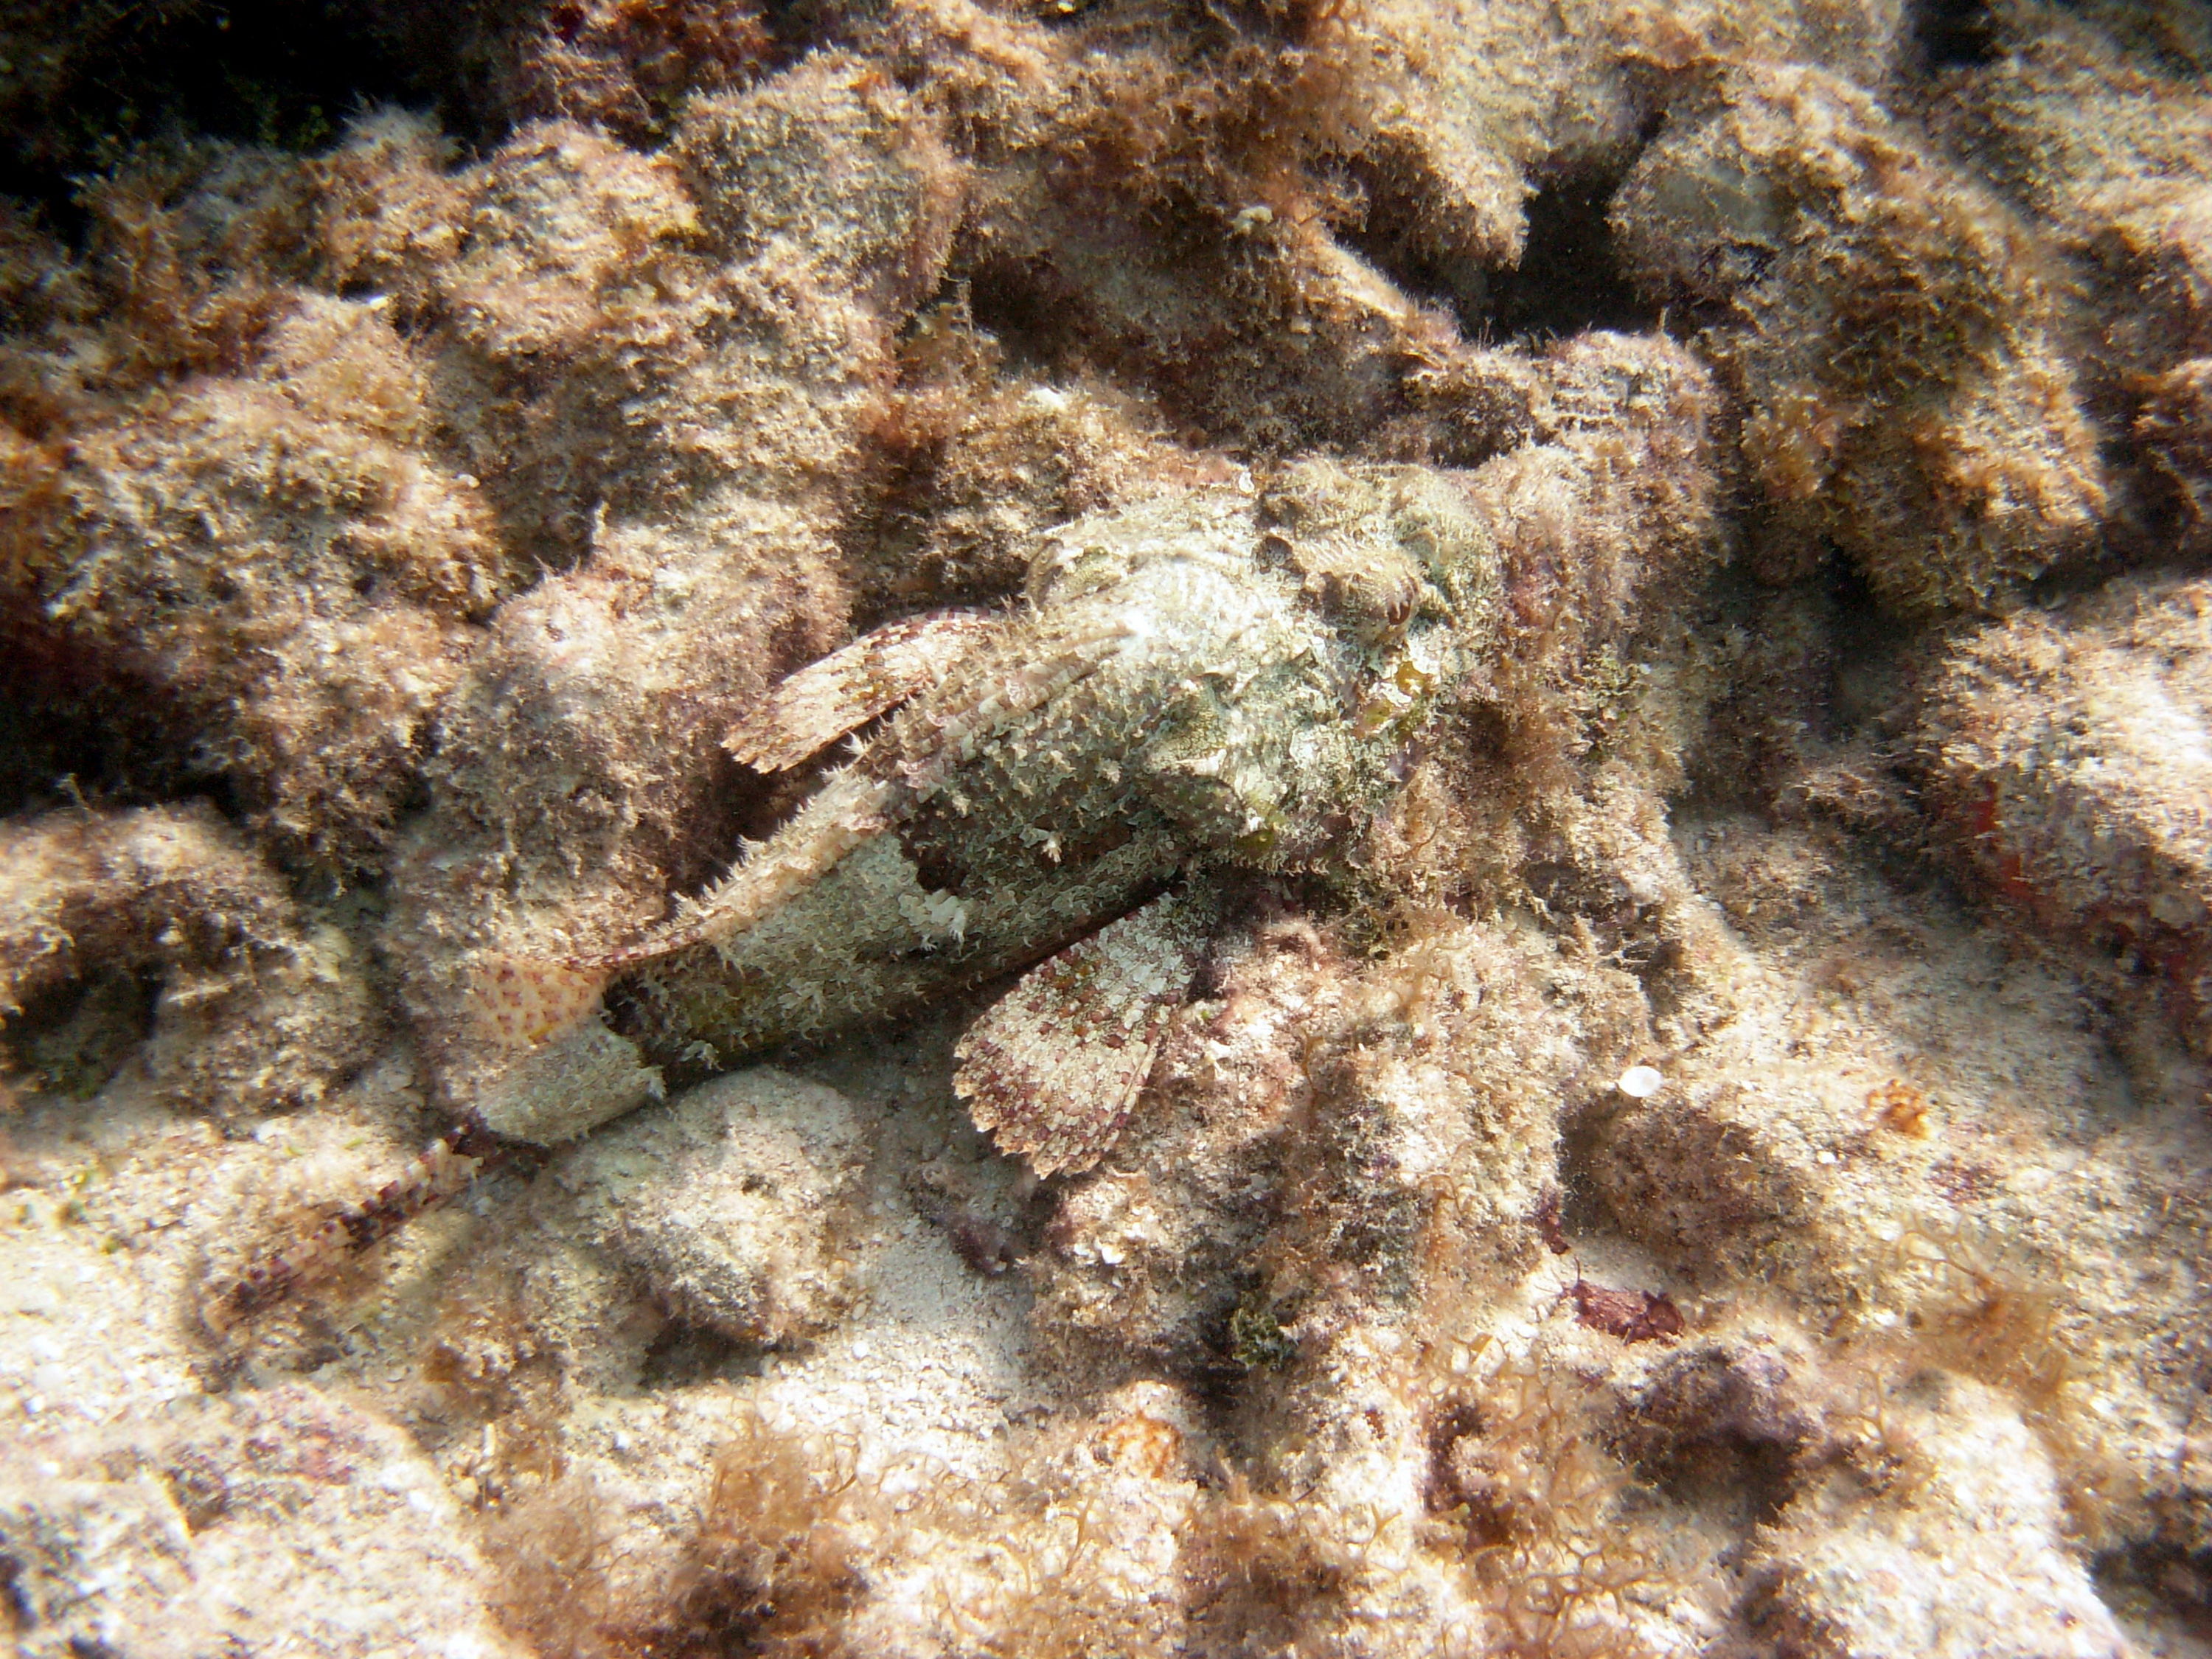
[1617,1065,1665,1099]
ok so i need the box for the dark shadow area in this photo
[1334,175,1496,338]
[1613,1343,1823,1532]
[1914,0,1998,68]
[638,1318,769,1389]
[0,1,423,226]
[2094,1543,2212,1643]
[0,625,205,821]
[0,0,815,227]
[1488,170,1658,344]
[1,967,161,1099]
[1820,552,1915,740]
[964,254,1092,383]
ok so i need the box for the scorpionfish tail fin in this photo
[459,951,613,1051]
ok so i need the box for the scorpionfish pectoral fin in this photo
[460,951,613,1050]
[953,883,1220,1177]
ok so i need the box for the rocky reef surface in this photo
[4,0,2212,1653]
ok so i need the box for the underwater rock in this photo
[1612,62,2106,611]
[1930,0,2212,373]
[853,343,1219,611]
[0,140,506,871]
[2137,355,2212,555]
[1922,574,2212,1060]
[0,1386,521,1659]
[1599,812,2212,1557]
[32,299,502,870]
[0,802,378,1114]
[1924,0,2212,562]
[554,1068,866,1345]
[377,0,776,145]
[1742,1375,2128,1658]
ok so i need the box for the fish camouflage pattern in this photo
[469,463,1507,1172]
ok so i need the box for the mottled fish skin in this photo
[213,464,1507,1323]
[591,470,1498,1072]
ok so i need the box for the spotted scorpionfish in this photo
[224,339,1712,1319]
[459,459,1506,1176]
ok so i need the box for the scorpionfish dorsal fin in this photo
[726,608,998,773]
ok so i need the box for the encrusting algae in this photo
[3,0,2212,1654]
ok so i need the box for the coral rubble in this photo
[0,802,378,1114]
[4,0,2212,1652]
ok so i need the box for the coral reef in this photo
[3,0,2212,1652]
[0,145,511,872]
[0,802,378,1113]
[1611,60,2105,611]
[1922,574,2212,1062]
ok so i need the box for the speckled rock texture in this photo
[1,1385,524,1659]
[1611,60,2106,611]
[0,802,380,1114]
[3,0,2211,1653]
[554,1068,866,1343]
[1923,575,2212,1062]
